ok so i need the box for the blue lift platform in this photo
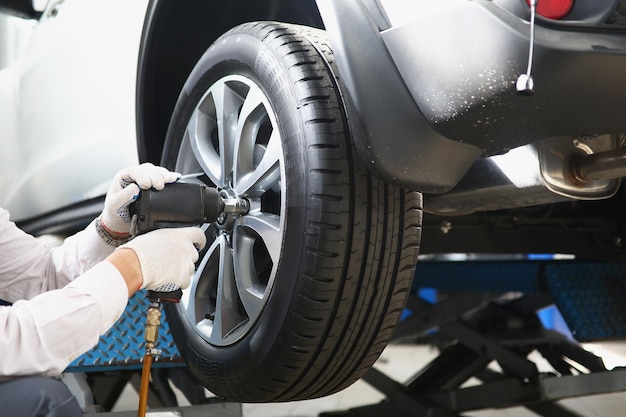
[323,260,626,417]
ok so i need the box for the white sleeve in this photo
[50,218,117,287]
[0,207,115,303]
[0,261,128,377]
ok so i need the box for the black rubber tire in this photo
[161,21,422,402]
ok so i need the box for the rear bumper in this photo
[317,0,626,192]
[382,0,626,153]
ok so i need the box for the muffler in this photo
[424,135,625,216]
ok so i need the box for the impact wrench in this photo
[129,181,249,416]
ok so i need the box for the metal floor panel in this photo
[67,290,182,372]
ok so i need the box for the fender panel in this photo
[315,0,482,192]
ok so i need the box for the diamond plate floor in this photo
[67,290,182,373]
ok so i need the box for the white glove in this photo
[116,227,206,290]
[101,163,181,236]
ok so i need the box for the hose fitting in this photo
[144,302,162,356]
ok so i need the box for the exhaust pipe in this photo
[425,135,625,216]
[573,148,626,184]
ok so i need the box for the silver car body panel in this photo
[0,0,147,221]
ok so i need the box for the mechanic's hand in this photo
[115,227,206,291]
[101,163,180,237]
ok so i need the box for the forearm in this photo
[105,249,143,297]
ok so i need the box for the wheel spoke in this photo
[237,85,267,135]
[186,235,223,341]
[188,80,244,187]
[187,102,222,187]
[234,130,282,197]
[234,212,282,270]
[231,226,264,320]
[211,240,238,344]
[214,81,241,186]
[237,285,264,322]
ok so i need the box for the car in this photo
[2,0,626,404]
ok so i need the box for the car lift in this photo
[65,260,626,416]
[322,260,626,417]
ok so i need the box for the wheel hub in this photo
[216,189,249,230]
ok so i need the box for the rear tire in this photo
[161,21,422,402]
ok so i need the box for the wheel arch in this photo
[135,0,324,165]
[137,0,483,193]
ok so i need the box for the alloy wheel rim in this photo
[175,74,285,346]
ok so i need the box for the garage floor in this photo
[110,341,626,417]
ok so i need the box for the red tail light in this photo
[525,0,574,20]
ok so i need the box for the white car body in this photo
[0,0,148,221]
